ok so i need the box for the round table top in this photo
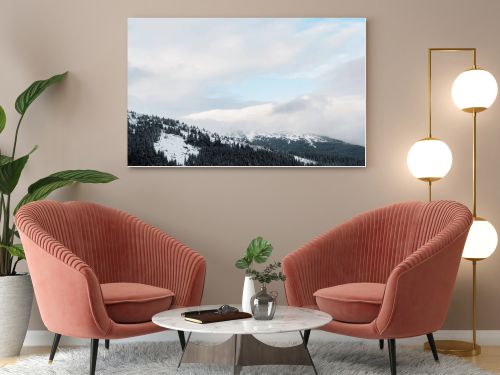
[152,305,332,335]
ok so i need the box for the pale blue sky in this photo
[128,18,366,145]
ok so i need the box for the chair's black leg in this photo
[177,330,186,350]
[379,339,384,350]
[388,339,396,375]
[48,333,62,363]
[90,339,99,375]
[426,333,439,362]
[105,339,110,350]
[303,329,311,347]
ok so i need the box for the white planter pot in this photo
[241,276,255,313]
[0,274,33,358]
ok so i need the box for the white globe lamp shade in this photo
[407,138,453,181]
[462,218,498,260]
[452,69,498,113]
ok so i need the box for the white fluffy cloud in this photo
[185,94,365,145]
[128,18,365,145]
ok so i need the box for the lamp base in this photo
[424,340,481,357]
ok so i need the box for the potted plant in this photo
[0,72,117,358]
[235,237,273,313]
[235,237,286,318]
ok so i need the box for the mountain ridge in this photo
[128,111,365,167]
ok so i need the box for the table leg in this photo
[237,334,316,370]
[300,331,318,375]
[178,332,317,373]
[177,332,192,368]
[233,335,241,375]
[177,330,186,350]
[179,334,237,368]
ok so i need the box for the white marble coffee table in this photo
[153,305,332,374]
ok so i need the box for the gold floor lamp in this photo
[407,48,498,356]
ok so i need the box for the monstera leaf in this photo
[15,72,67,115]
[235,236,274,269]
[246,236,273,263]
[235,258,251,269]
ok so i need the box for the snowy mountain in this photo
[128,111,365,167]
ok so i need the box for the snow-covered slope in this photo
[293,155,317,165]
[154,133,199,165]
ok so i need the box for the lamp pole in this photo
[424,48,476,203]
[462,109,484,354]
[423,47,483,357]
[472,112,477,218]
[469,108,479,352]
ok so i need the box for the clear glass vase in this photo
[250,285,278,320]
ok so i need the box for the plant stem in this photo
[0,254,3,277]
[0,194,4,275]
[11,114,24,159]
[11,258,21,275]
[2,114,24,276]
[9,223,16,243]
[2,194,11,273]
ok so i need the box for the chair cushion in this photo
[313,283,385,324]
[101,283,174,324]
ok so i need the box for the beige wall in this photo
[2,0,500,331]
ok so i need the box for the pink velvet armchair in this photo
[16,200,206,375]
[283,200,472,375]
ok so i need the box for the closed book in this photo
[183,311,252,324]
[181,309,218,318]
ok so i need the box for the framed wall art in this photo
[128,18,366,167]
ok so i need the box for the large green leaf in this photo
[16,180,73,212]
[0,244,25,260]
[235,258,250,269]
[27,176,63,194]
[0,105,5,134]
[15,72,67,115]
[0,148,37,194]
[50,169,117,183]
[14,169,118,213]
[28,170,117,193]
[0,155,13,166]
[246,237,273,264]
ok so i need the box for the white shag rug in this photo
[0,341,494,374]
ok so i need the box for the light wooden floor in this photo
[0,346,52,367]
[1,345,500,372]
[464,346,500,373]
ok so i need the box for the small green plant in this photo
[235,237,286,284]
[0,72,117,276]
[248,261,286,285]
[235,237,273,275]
